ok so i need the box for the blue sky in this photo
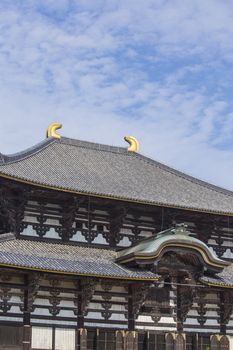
[1,0,233,188]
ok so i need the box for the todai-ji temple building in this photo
[0,123,233,350]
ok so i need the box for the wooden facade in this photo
[0,130,233,349]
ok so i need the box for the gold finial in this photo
[124,136,139,152]
[46,122,62,139]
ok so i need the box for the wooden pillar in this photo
[77,280,84,329]
[128,284,135,331]
[192,334,199,350]
[176,278,183,333]
[109,206,127,248]
[23,275,31,350]
[52,326,56,350]
[76,280,85,350]
[126,285,138,350]
[220,291,227,335]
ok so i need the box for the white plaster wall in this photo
[55,328,75,350]
[230,336,233,350]
[31,327,52,350]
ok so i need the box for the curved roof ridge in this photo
[0,138,56,165]
[134,152,233,198]
[60,136,128,154]
[0,153,4,163]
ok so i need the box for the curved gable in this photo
[117,224,229,273]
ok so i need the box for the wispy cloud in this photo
[0,1,233,188]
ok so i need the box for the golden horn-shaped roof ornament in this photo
[124,136,139,152]
[46,122,62,139]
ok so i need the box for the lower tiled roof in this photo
[200,264,233,287]
[0,235,157,280]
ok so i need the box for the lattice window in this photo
[87,330,97,350]
[138,332,166,350]
[98,331,115,350]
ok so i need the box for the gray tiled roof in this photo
[200,264,233,287]
[1,136,233,214]
[0,235,157,280]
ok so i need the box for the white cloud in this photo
[0,1,233,190]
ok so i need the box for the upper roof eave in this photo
[0,138,56,165]
[0,136,233,216]
[1,171,233,217]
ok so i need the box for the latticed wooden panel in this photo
[0,326,23,347]
[219,336,230,350]
[125,331,138,350]
[166,333,175,350]
[211,335,219,350]
[175,334,185,350]
[116,330,124,350]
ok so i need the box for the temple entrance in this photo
[86,330,167,350]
